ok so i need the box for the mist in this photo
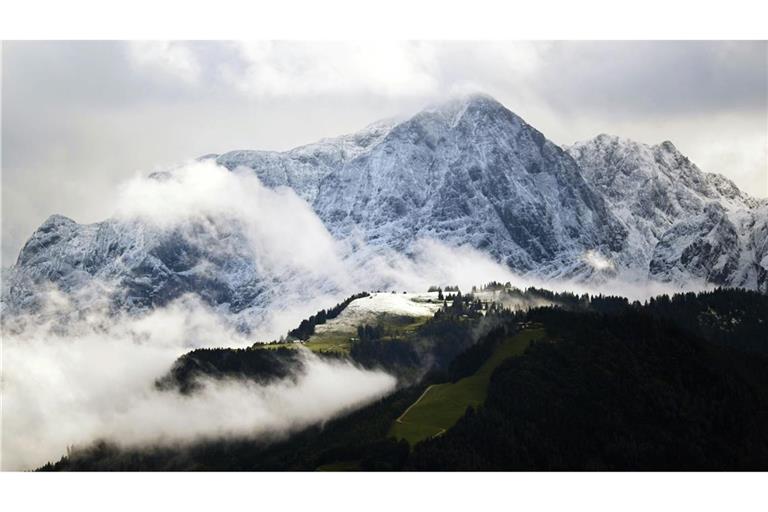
[1,160,706,471]
[1,290,396,470]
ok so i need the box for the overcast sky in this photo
[2,41,767,265]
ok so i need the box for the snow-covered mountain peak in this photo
[16,214,79,266]
[418,92,509,127]
[656,139,679,153]
[211,93,539,205]
[567,134,756,210]
[4,94,766,320]
[40,213,77,229]
[568,134,765,291]
[309,93,626,279]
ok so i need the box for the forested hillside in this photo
[41,287,768,471]
[408,308,768,470]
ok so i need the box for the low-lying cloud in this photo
[2,160,707,470]
[115,161,348,281]
[1,291,396,470]
[0,160,522,470]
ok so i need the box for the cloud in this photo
[354,238,522,292]
[3,41,766,267]
[0,161,531,469]
[1,288,395,471]
[127,41,202,84]
[2,159,714,470]
[114,160,347,279]
[533,41,768,117]
[583,250,615,271]
[225,41,440,98]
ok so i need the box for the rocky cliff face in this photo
[213,119,395,203]
[3,213,272,315]
[3,94,765,317]
[211,95,627,278]
[310,95,626,277]
[567,134,766,291]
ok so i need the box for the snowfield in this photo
[314,292,444,334]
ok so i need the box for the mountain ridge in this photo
[566,133,766,290]
[3,93,765,317]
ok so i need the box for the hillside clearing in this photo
[390,327,546,445]
[257,292,443,354]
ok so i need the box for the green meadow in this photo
[257,314,432,355]
[391,327,546,445]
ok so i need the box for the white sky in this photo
[2,41,767,265]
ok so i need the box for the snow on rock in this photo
[214,119,395,203]
[310,93,627,279]
[567,134,766,291]
[4,93,766,321]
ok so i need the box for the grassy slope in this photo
[258,315,432,355]
[315,460,361,471]
[261,331,355,354]
[390,327,546,445]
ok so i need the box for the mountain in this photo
[3,94,765,317]
[216,94,627,275]
[2,213,275,317]
[213,118,396,204]
[567,135,767,291]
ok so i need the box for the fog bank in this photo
[2,296,395,470]
[1,161,705,470]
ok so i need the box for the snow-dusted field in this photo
[314,292,443,334]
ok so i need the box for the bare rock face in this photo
[3,94,765,318]
[567,134,766,292]
[311,94,625,276]
[4,212,271,315]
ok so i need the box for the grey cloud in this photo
[2,41,766,266]
[534,41,767,117]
